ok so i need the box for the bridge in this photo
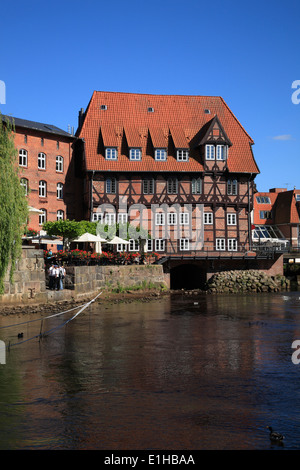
[153,244,286,290]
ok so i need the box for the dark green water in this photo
[1,291,300,450]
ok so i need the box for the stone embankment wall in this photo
[0,248,291,306]
[0,248,169,305]
[0,248,47,304]
[65,264,168,297]
[206,270,289,294]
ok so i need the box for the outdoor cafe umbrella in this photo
[28,206,44,214]
[106,236,130,245]
[72,232,107,253]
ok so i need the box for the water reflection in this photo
[1,291,300,449]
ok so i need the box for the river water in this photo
[0,291,300,450]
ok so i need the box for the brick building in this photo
[253,187,300,249]
[2,115,77,234]
[74,91,260,257]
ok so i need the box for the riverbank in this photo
[0,288,170,316]
[0,269,292,316]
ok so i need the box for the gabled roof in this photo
[253,189,300,225]
[197,115,233,147]
[78,91,259,174]
[2,115,74,138]
[274,190,300,224]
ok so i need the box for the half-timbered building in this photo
[75,91,260,262]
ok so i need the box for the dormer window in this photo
[105,148,118,160]
[205,144,228,161]
[129,148,142,161]
[177,149,189,161]
[216,145,227,160]
[155,149,167,161]
[205,145,215,160]
[201,116,232,162]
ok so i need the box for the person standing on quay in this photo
[48,263,55,290]
[58,265,66,290]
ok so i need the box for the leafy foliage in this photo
[43,219,98,247]
[96,221,150,241]
[0,116,28,293]
[43,220,150,248]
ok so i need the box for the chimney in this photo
[78,108,85,128]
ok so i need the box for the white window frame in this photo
[105,147,118,160]
[105,213,116,225]
[129,239,139,251]
[38,152,46,169]
[228,238,237,251]
[56,155,64,172]
[180,212,189,225]
[118,213,128,224]
[256,196,271,204]
[177,149,189,161]
[57,182,63,199]
[155,148,167,161]
[167,212,177,225]
[205,144,215,160]
[227,213,237,225]
[147,239,153,251]
[39,180,47,198]
[155,212,165,226]
[155,239,165,251]
[20,178,28,196]
[129,148,142,161]
[143,178,154,194]
[191,177,201,195]
[57,210,64,221]
[204,212,213,225]
[92,212,104,222]
[179,238,190,251]
[106,177,116,194]
[216,145,227,161]
[167,178,178,194]
[117,243,127,252]
[216,238,226,251]
[39,209,47,225]
[19,149,27,167]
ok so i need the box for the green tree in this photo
[0,116,28,293]
[43,219,90,249]
[96,221,150,242]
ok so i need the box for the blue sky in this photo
[1,0,299,191]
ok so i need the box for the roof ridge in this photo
[93,90,223,99]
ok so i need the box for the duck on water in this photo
[267,426,284,443]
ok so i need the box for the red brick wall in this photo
[14,127,74,232]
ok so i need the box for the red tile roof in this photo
[79,91,260,174]
[275,190,300,224]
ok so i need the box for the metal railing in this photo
[154,241,291,260]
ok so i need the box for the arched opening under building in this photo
[170,263,206,290]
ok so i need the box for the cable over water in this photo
[0,291,102,351]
